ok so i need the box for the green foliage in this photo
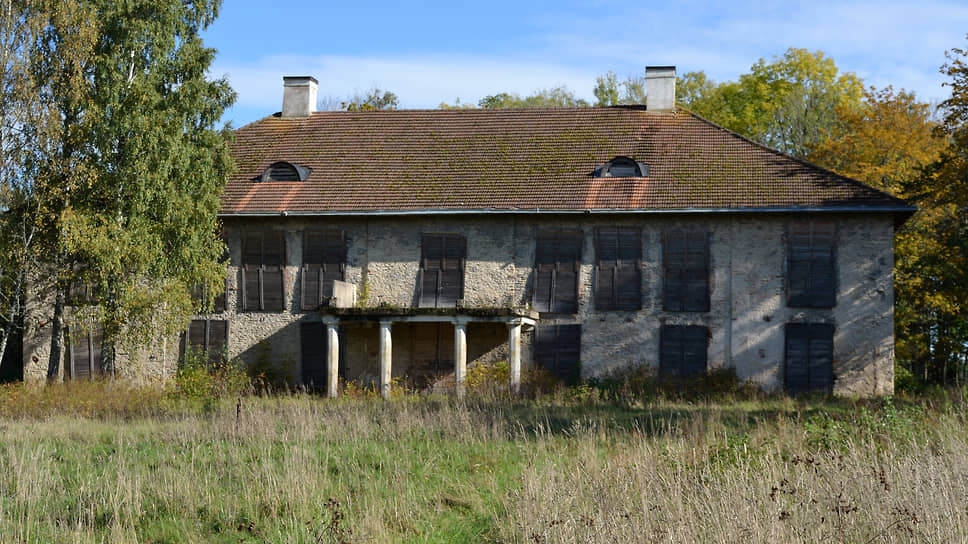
[475,86,589,109]
[173,348,251,402]
[683,48,864,158]
[19,0,235,375]
[593,70,646,106]
[341,87,398,111]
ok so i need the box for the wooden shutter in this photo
[596,227,641,311]
[302,229,347,310]
[785,323,834,394]
[419,234,465,308]
[207,320,228,365]
[300,321,327,389]
[660,325,708,377]
[788,222,836,308]
[242,230,286,311]
[69,327,101,380]
[535,324,581,385]
[535,228,581,314]
[664,229,708,312]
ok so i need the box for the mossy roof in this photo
[223,107,911,215]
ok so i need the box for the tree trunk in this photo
[46,285,65,383]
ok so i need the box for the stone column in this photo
[454,322,467,398]
[378,321,392,400]
[326,322,339,399]
[508,320,522,394]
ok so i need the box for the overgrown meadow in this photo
[0,367,966,543]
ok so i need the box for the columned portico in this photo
[315,308,537,398]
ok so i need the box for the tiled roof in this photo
[223,107,912,214]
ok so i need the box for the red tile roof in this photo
[223,107,911,215]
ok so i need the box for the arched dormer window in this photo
[594,156,649,178]
[260,161,312,182]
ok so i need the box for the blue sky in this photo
[203,0,968,127]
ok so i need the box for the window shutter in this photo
[419,234,465,308]
[660,325,707,377]
[595,227,641,311]
[659,325,684,377]
[664,229,708,312]
[300,321,327,390]
[810,224,836,308]
[682,326,708,376]
[595,229,618,310]
[684,231,710,312]
[788,222,836,308]
[69,329,92,380]
[261,231,286,311]
[785,323,834,395]
[663,230,686,311]
[535,324,581,385]
[808,324,835,393]
[207,320,228,366]
[534,229,556,312]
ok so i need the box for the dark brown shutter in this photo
[660,325,708,377]
[535,228,581,314]
[664,229,708,312]
[303,230,347,310]
[596,227,641,311]
[788,222,836,308]
[207,320,228,365]
[535,324,581,385]
[419,234,465,308]
[785,323,834,394]
[300,321,327,390]
[242,230,286,311]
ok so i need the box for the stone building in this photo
[23,67,914,396]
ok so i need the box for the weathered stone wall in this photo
[22,213,896,396]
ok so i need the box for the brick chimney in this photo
[282,76,318,118]
[645,66,676,111]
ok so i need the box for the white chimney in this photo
[645,66,676,111]
[282,76,318,118]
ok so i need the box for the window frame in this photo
[533,227,582,314]
[663,228,710,312]
[241,229,286,312]
[658,325,708,378]
[787,221,837,308]
[594,226,642,311]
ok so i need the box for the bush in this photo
[173,348,251,402]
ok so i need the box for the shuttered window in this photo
[68,326,102,380]
[419,234,465,308]
[300,321,340,390]
[595,227,642,311]
[788,222,836,308]
[184,319,228,366]
[664,229,709,312]
[241,230,285,311]
[785,323,834,395]
[535,324,581,385]
[192,280,227,313]
[534,228,582,314]
[659,325,708,377]
[301,229,347,311]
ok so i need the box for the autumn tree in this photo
[440,86,589,109]
[26,0,234,379]
[683,48,864,158]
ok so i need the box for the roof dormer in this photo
[260,161,312,182]
[594,156,649,178]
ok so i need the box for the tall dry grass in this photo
[0,383,964,543]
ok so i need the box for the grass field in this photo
[0,381,966,543]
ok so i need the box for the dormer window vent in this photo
[594,156,649,178]
[260,161,312,182]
